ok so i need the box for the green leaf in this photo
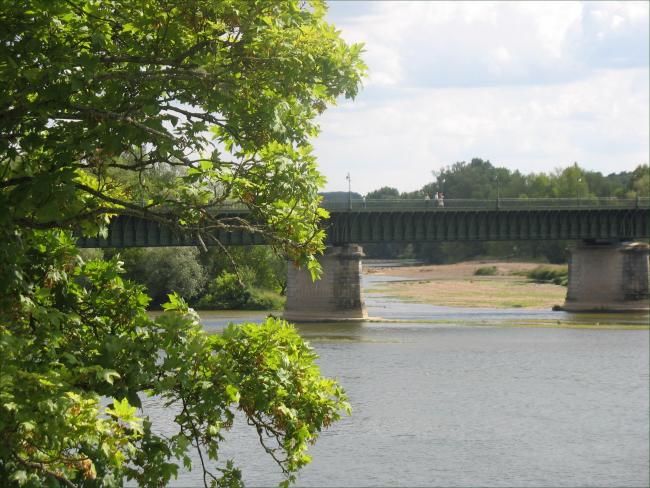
[122,22,138,33]
[99,369,121,385]
[11,471,28,483]
[225,384,240,403]
[106,397,139,423]
[161,293,188,312]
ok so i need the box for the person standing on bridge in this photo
[439,192,445,207]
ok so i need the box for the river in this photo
[140,269,649,487]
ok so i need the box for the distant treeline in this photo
[324,159,649,201]
[322,159,649,263]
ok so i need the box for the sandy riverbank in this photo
[365,261,567,309]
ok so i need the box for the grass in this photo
[245,288,286,310]
[365,261,579,309]
[373,275,567,309]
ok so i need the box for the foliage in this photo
[1,0,364,485]
[474,266,498,276]
[524,265,568,286]
[2,0,365,274]
[103,245,288,310]
[320,191,363,203]
[0,231,347,485]
[116,248,208,305]
[365,186,400,200]
[428,159,647,201]
[246,288,286,311]
[197,271,250,309]
[631,164,650,197]
[211,247,287,295]
[195,271,285,311]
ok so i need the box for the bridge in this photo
[79,197,650,247]
[77,198,650,318]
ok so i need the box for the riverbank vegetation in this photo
[90,246,288,310]
[520,265,569,286]
[472,263,568,286]
[0,1,364,486]
[474,265,498,276]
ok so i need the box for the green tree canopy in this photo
[1,0,364,270]
[365,186,400,200]
[0,1,365,486]
[428,159,647,201]
[119,248,208,305]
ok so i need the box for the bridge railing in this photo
[186,197,650,214]
[321,197,650,211]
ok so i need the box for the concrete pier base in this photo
[563,241,650,312]
[283,244,367,322]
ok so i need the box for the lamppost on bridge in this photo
[437,176,445,207]
[577,177,582,207]
[346,172,351,211]
[495,175,501,210]
[346,172,352,242]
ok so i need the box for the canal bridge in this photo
[78,198,650,318]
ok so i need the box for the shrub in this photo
[195,272,285,310]
[247,288,286,310]
[526,265,568,286]
[474,265,498,276]
[196,271,250,309]
[117,247,207,305]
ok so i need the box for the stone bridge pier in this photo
[283,244,367,322]
[563,241,650,312]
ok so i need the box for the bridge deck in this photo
[77,198,650,248]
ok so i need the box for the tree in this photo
[0,1,364,486]
[434,158,497,199]
[630,164,650,197]
[552,163,591,198]
[118,248,208,305]
[365,186,400,200]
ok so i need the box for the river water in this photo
[141,270,649,487]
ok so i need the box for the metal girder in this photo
[77,206,650,248]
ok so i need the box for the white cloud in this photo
[332,2,564,87]
[316,68,648,193]
[318,1,649,193]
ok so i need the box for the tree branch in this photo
[99,38,223,67]
[15,456,77,488]
[0,175,33,189]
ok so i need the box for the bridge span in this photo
[79,197,650,247]
[77,198,650,318]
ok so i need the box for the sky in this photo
[314,1,649,194]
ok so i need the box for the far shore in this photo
[365,260,567,309]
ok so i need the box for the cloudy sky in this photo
[314,1,649,194]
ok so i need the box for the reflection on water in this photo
[141,270,649,487]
